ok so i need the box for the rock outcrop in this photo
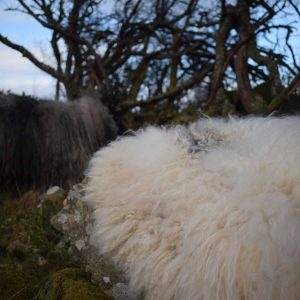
[51,183,138,300]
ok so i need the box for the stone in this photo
[51,183,139,300]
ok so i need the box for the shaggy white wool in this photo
[84,117,300,300]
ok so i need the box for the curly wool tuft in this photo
[84,116,300,300]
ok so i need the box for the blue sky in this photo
[0,1,299,99]
[0,0,114,99]
[0,0,54,98]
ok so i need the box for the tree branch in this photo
[120,65,213,111]
[0,33,65,82]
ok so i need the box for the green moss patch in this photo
[0,191,75,299]
[40,268,111,300]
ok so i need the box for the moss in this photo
[205,103,218,116]
[39,196,64,240]
[167,105,201,125]
[0,190,110,300]
[0,189,65,255]
[0,191,77,299]
[40,268,111,300]
[0,257,41,300]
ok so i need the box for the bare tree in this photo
[1,0,299,128]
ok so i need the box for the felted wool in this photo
[84,116,300,300]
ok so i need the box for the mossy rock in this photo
[0,190,76,299]
[0,187,65,257]
[40,268,111,300]
[0,189,112,300]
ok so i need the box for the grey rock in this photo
[51,183,139,300]
[39,186,67,207]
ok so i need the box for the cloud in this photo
[0,1,55,98]
[0,76,55,98]
[0,51,54,97]
[0,9,30,24]
[0,46,40,72]
[0,46,55,98]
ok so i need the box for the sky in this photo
[0,0,55,98]
[0,1,299,99]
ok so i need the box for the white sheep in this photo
[84,116,300,300]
